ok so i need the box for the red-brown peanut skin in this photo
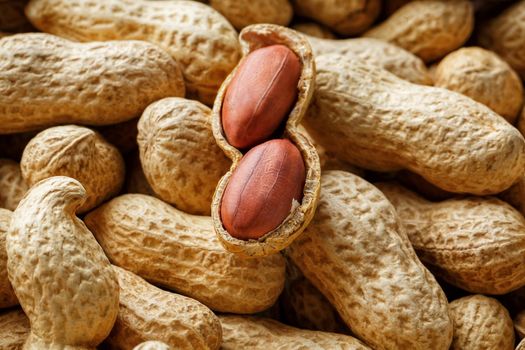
[222,45,301,149]
[221,139,306,240]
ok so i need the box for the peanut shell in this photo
[211,24,321,257]
[210,0,292,30]
[291,23,335,39]
[0,308,30,350]
[85,193,286,314]
[0,208,17,308]
[287,171,452,350]
[0,159,27,211]
[133,341,170,350]
[515,309,525,340]
[0,33,185,133]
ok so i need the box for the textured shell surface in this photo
[435,46,523,122]
[21,125,125,214]
[287,171,452,350]
[0,308,30,350]
[0,33,185,133]
[378,182,525,294]
[137,97,230,216]
[449,295,514,350]
[105,266,222,350]
[303,53,525,195]
[364,0,473,62]
[84,193,286,314]
[0,159,27,211]
[25,0,241,104]
[0,208,17,308]
[220,315,372,350]
[307,36,432,85]
[210,0,292,30]
[6,176,119,348]
[291,23,335,39]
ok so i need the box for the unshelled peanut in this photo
[378,182,525,294]
[0,209,17,309]
[210,0,292,30]
[365,1,473,62]
[303,54,525,195]
[21,125,125,214]
[0,309,30,349]
[288,171,452,350]
[220,315,371,350]
[105,266,222,350]
[137,97,230,215]
[6,176,119,349]
[435,47,523,123]
[0,159,27,211]
[85,193,286,314]
[449,295,514,350]
[26,0,241,104]
[0,33,185,133]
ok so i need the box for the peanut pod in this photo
[287,171,452,350]
[303,53,525,195]
[0,209,17,308]
[211,24,321,257]
[0,33,185,133]
[85,193,286,314]
[378,182,525,294]
[210,0,292,30]
[26,0,241,104]
[0,309,30,350]
[6,176,119,349]
[220,315,371,350]
[133,341,170,350]
[105,266,222,350]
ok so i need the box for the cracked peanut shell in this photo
[211,24,321,257]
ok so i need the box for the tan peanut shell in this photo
[211,24,321,257]
[287,171,452,350]
[85,193,286,314]
[0,159,27,211]
[378,182,525,294]
[133,341,170,350]
[210,0,292,30]
[21,125,125,214]
[138,97,231,216]
[303,53,525,195]
[435,47,523,123]
[6,176,119,349]
[478,0,525,80]
[0,209,17,308]
[0,309,30,350]
[515,310,525,339]
[449,295,514,350]
[306,36,432,85]
[220,315,372,350]
[291,0,381,35]
[364,0,473,62]
[25,0,241,104]
[291,23,335,39]
[0,33,185,134]
[519,339,525,350]
[105,266,221,350]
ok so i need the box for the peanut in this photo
[133,341,170,350]
[0,309,30,350]
[519,339,525,350]
[21,125,125,214]
[25,0,241,104]
[291,0,381,35]
[222,45,301,149]
[307,36,433,85]
[378,182,525,294]
[84,193,286,314]
[0,159,27,211]
[212,24,320,257]
[137,97,230,216]
[210,0,292,30]
[6,176,119,349]
[291,23,335,39]
[220,315,372,350]
[515,310,525,340]
[478,0,525,80]
[364,1,473,62]
[449,295,514,350]
[105,266,222,350]
[303,53,525,195]
[287,171,452,350]
[435,47,523,123]
[0,33,185,134]
[221,139,306,240]
[0,209,17,308]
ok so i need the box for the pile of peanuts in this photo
[3,0,525,349]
